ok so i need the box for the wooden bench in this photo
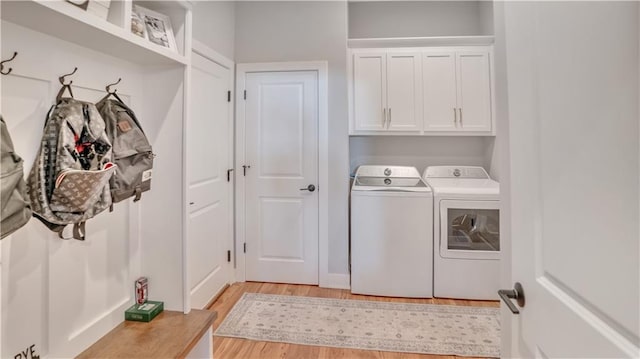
[77,309,217,358]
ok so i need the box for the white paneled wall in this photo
[0,18,180,357]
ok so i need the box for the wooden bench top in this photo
[77,309,217,359]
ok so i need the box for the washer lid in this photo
[353,165,431,192]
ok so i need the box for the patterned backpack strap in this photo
[56,84,74,103]
[73,222,86,241]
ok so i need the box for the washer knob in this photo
[384,168,392,176]
[453,168,461,177]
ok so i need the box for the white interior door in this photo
[187,51,233,309]
[386,52,422,131]
[503,2,639,357]
[353,53,387,131]
[423,52,458,131]
[456,51,492,132]
[244,71,319,285]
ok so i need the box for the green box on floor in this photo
[125,300,164,322]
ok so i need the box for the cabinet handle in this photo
[453,108,457,125]
[458,108,463,126]
[383,108,387,128]
[388,108,391,129]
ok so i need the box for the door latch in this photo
[300,184,316,192]
[498,282,525,314]
[227,168,234,182]
[242,165,251,176]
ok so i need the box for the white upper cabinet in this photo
[423,50,492,133]
[423,52,458,131]
[455,51,492,132]
[353,53,387,131]
[386,53,422,132]
[350,46,494,136]
[352,52,423,133]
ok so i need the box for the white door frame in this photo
[184,39,235,311]
[235,61,329,286]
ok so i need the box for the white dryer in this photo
[350,166,433,298]
[423,166,500,300]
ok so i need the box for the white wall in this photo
[348,1,489,39]
[235,1,350,274]
[192,1,235,60]
[478,1,494,36]
[349,136,496,176]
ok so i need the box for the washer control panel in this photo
[355,165,421,178]
[424,166,490,179]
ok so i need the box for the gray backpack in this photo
[1,116,32,239]
[26,87,116,240]
[96,94,153,203]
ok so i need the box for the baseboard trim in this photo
[320,273,351,290]
[205,283,230,310]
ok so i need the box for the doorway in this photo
[187,43,235,309]
[235,62,329,285]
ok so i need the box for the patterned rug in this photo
[214,293,500,357]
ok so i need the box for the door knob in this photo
[300,184,316,192]
[498,282,525,314]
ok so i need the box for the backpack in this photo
[96,93,153,204]
[1,116,32,239]
[26,86,116,240]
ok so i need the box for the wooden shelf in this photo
[348,36,495,48]
[76,309,217,358]
[1,0,188,66]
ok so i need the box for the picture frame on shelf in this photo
[66,0,112,20]
[66,0,89,10]
[132,5,177,52]
[131,10,147,39]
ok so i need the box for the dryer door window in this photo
[439,200,500,260]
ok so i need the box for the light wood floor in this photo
[208,282,499,359]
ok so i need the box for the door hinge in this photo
[227,90,231,102]
[227,250,231,262]
[243,243,246,253]
[243,90,247,100]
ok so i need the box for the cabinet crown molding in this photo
[348,36,495,49]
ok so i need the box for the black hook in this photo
[0,52,18,75]
[106,78,121,94]
[59,67,78,85]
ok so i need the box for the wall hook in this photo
[0,52,18,75]
[106,78,122,94]
[59,67,78,85]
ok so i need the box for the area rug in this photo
[214,293,500,357]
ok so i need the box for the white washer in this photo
[423,166,500,300]
[350,166,433,298]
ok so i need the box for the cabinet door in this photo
[386,53,422,132]
[456,51,492,132]
[423,52,458,131]
[353,53,387,131]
